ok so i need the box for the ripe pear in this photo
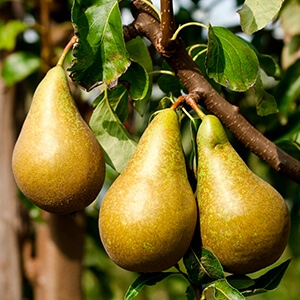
[196,115,290,274]
[12,65,106,215]
[99,109,197,273]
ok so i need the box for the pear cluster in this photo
[99,112,290,275]
[12,66,290,274]
[12,66,106,215]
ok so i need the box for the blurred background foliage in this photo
[0,0,299,299]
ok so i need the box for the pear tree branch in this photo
[160,0,175,51]
[124,0,300,184]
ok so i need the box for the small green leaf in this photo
[185,285,196,300]
[238,0,284,35]
[0,20,28,51]
[206,279,245,300]
[183,247,225,285]
[236,36,282,80]
[89,92,137,173]
[70,0,131,91]
[242,260,291,296]
[257,54,282,80]
[120,62,149,100]
[124,272,173,300]
[275,140,300,161]
[280,0,300,36]
[276,59,300,117]
[206,25,258,92]
[1,52,41,86]
[126,36,153,116]
[226,274,255,290]
[253,75,278,116]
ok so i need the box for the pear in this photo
[196,115,290,274]
[12,66,106,215]
[99,109,197,273]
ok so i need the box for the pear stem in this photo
[170,95,185,110]
[185,95,206,120]
[170,95,206,120]
[57,35,78,67]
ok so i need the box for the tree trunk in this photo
[0,62,22,300]
[24,211,85,300]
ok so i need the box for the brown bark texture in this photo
[23,211,85,300]
[0,61,22,300]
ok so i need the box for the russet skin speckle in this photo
[12,66,106,215]
[196,115,290,274]
[99,109,197,273]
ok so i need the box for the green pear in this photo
[99,109,197,273]
[12,66,106,215]
[196,115,290,274]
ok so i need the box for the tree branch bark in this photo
[125,0,300,184]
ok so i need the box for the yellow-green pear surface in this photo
[196,115,290,274]
[12,66,106,215]
[99,109,197,273]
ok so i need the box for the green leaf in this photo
[69,0,130,91]
[120,62,149,100]
[242,259,291,296]
[158,73,186,97]
[89,92,137,173]
[126,36,153,116]
[226,275,255,290]
[188,45,221,93]
[206,279,245,300]
[124,272,173,300]
[183,247,225,285]
[253,74,278,116]
[275,140,300,161]
[236,36,282,80]
[95,85,129,123]
[206,25,258,92]
[1,52,41,86]
[276,59,300,117]
[280,0,300,36]
[0,20,28,50]
[185,285,196,300]
[238,0,284,35]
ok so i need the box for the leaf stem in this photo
[192,48,208,61]
[57,35,78,67]
[139,0,161,19]
[170,22,208,41]
[188,44,208,56]
[148,70,176,76]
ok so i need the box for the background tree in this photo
[0,0,299,299]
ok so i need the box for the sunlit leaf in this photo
[70,0,130,91]
[183,247,224,285]
[0,20,28,50]
[253,75,278,116]
[1,52,41,86]
[238,0,284,35]
[207,25,258,92]
[206,278,245,300]
[89,92,137,173]
[280,0,300,36]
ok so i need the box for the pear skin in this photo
[99,109,197,273]
[196,115,290,274]
[12,66,106,215]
